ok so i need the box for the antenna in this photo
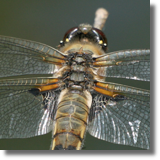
[93,8,109,30]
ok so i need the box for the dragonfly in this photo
[0,8,150,150]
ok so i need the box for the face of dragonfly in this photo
[0,8,150,149]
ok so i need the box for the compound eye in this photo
[63,27,78,43]
[92,28,108,51]
[93,28,107,44]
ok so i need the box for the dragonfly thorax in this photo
[63,49,94,91]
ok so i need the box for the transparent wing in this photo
[94,49,150,81]
[88,82,150,149]
[0,81,59,138]
[0,35,66,78]
[0,35,64,138]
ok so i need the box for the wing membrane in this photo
[0,35,65,78]
[0,83,58,138]
[89,82,150,149]
[94,49,150,81]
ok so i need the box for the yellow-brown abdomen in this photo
[51,88,92,150]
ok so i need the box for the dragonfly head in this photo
[60,23,108,52]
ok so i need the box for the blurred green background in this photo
[0,0,149,150]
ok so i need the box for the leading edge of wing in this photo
[0,35,66,59]
[93,80,150,104]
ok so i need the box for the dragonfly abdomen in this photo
[51,88,92,150]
